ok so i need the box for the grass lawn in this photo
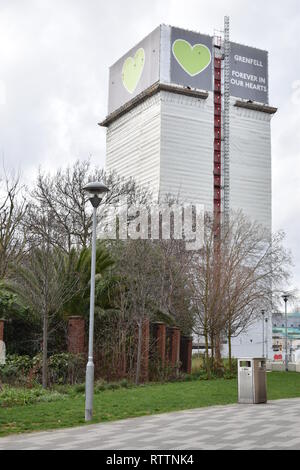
[0,372,300,437]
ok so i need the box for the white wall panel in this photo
[106,94,161,197]
[229,98,272,231]
[160,91,214,210]
[106,91,214,212]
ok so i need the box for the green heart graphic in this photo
[172,39,211,77]
[122,48,145,94]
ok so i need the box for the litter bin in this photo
[238,358,267,404]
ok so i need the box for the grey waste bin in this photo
[238,358,267,404]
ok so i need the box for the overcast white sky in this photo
[0,0,299,289]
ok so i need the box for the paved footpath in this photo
[1,398,300,450]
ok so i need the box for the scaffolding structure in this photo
[213,16,230,230]
[223,16,231,225]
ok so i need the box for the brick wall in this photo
[67,317,85,355]
[170,327,181,368]
[140,319,150,383]
[155,322,166,366]
[180,336,193,374]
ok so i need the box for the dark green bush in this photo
[0,355,34,386]
[73,383,85,394]
[95,384,106,393]
[0,353,86,386]
[94,379,133,393]
[48,353,85,385]
[149,353,180,383]
[120,379,130,389]
[106,383,121,391]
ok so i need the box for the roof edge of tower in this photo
[99,82,209,127]
[234,100,278,115]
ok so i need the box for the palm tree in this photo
[7,241,113,388]
[8,246,79,388]
[62,241,114,319]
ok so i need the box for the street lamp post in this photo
[282,294,290,373]
[265,317,269,360]
[261,310,265,358]
[83,182,109,422]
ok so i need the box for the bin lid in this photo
[238,358,265,361]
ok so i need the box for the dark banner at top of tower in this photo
[107,26,269,115]
[108,25,213,114]
[168,27,213,93]
[108,26,161,116]
[230,43,269,104]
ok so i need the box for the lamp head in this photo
[282,294,290,303]
[83,182,109,208]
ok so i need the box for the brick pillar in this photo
[180,336,193,374]
[186,337,193,375]
[140,319,150,383]
[68,316,85,354]
[170,327,181,368]
[0,319,4,342]
[155,323,166,367]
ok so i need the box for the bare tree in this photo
[111,240,162,385]
[190,211,292,375]
[0,169,27,279]
[221,213,291,371]
[7,212,79,388]
[152,194,198,335]
[94,277,135,380]
[30,159,150,252]
[155,239,194,335]
[189,214,226,377]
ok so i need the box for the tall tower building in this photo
[100,23,277,358]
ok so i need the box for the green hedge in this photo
[0,353,85,386]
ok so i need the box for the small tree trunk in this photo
[210,333,215,370]
[135,321,143,385]
[204,328,211,380]
[228,329,232,375]
[42,310,48,389]
[215,334,222,370]
[122,331,127,378]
